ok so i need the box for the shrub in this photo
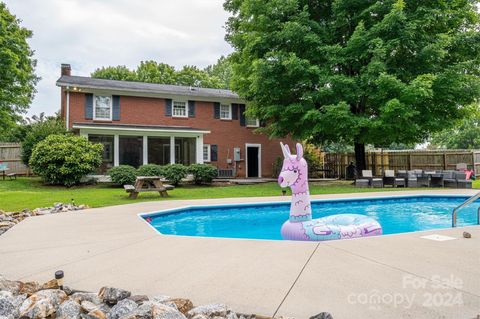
[162,164,188,186]
[188,164,218,185]
[21,116,68,165]
[29,134,103,187]
[137,164,163,177]
[108,165,137,186]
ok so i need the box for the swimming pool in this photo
[143,195,480,240]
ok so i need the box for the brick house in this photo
[57,64,292,178]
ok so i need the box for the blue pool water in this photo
[144,195,479,240]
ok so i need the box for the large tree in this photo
[0,3,38,137]
[224,0,480,171]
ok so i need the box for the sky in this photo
[3,0,233,117]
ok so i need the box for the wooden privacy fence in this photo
[324,149,480,179]
[0,143,30,175]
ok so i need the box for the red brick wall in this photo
[63,90,294,177]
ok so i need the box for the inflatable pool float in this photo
[278,142,382,241]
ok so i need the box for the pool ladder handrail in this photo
[452,192,480,227]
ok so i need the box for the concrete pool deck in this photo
[0,189,479,318]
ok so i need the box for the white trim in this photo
[245,143,262,178]
[93,94,113,121]
[73,124,210,135]
[246,118,260,128]
[114,135,119,166]
[143,136,148,165]
[220,103,232,120]
[172,100,188,118]
[170,136,175,164]
[65,90,70,129]
[202,144,211,163]
[196,136,204,164]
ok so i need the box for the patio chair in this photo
[406,171,418,187]
[455,172,472,189]
[456,163,468,171]
[383,170,405,187]
[355,170,370,188]
[442,171,457,188]
[363,170,383,188]
[429,172,444,187]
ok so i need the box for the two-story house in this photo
[56,64,292,178]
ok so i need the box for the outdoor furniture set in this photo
[355,169,473,189]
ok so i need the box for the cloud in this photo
[3,0,232,116]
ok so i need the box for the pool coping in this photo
[0,189,479,318]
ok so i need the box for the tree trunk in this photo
[354,142,366,176]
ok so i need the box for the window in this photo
[203,144,211,162]
[173,101,187,117]
[175,137,196,165]
[246,117,260,127]
[148,137,171,165]
[94,95,112,120]
[220,104,231,120]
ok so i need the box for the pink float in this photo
[278,142,382,241]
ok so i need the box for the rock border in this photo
[0,203,88,236]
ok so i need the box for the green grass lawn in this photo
[0,177,478,212]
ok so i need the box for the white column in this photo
[143,136,148,165]
[114,135,120,166]
[65,91,70,130]
[170,136,175,164]
[196,135,204,164]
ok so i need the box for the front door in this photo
[246,146,260,178]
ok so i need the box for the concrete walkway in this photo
[0,190,479,318]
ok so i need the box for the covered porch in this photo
[73,123,210,174]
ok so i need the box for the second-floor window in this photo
[173,101,187,117]
[246,117,260,127]
[94,95,112,120]
[220,104,231,120]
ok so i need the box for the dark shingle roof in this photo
[57,75,240,100]
[72,122,210,133]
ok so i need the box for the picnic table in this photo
[124,176,174,199]
[0,167,9,180]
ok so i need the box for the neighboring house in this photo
[57,64,292,178]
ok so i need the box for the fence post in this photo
[443,153,447,170]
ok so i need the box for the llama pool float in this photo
[278,142,382,241]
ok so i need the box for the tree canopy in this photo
[430,106,480,149]
[224,0,480,169]
[91,57,233,89]
[0,3,38,138]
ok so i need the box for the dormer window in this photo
[220,104,232,120]
[94,95,112,120]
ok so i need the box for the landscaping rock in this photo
[0,278,23,295]
[71,292,102,305]
[20,281,40,296]
[83,309,108,319]
[99,287,131,305]
[152,303,186,319]
[19,289,68,318]
[0,291,18,319]
[0,203,87,236]
[108,299,138,319]
[41,279,59,290]
[118,302,153,319]
[128,295,149,305]
[57,300,82,319]
[309,313,333,319]
[187,304,228,318]
[82,300,100,313]
[463,231,472,238]
[169,299,193,316]
[151,296,171,304]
